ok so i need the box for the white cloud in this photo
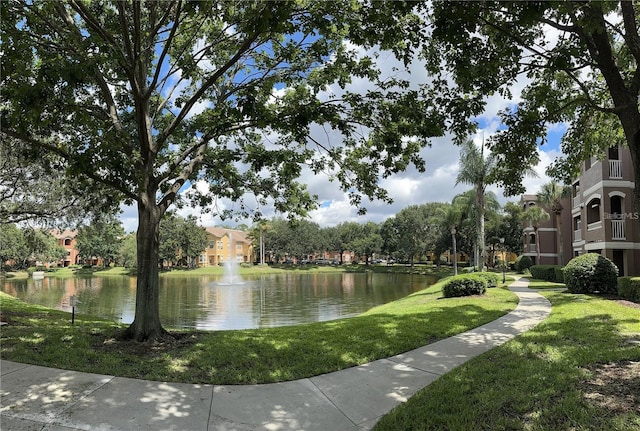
[118,27,566,232]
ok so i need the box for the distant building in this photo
[198,228,254,266]
[51,229,80,267]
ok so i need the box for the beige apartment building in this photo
[523,145,640,275]
[198,227,254,267]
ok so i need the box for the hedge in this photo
[529,265,564,283]
[617,277,640,303]
[563,253,618,294]
[442,274,487,298]
[473,271,500,288]
[514,255,533,273]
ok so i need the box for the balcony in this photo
[609,160,622,179]
[611,219,626,240]
[572,195,581,208]
[574,229,582,242]
[587,220,603,231]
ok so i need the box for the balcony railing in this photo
[572,195,581,208]
[611,219,626,240]
[574,229,582,242]
[587,220,603,231]
[609,160,622,179]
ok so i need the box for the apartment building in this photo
[570,146,640,275]
[198,227,254,267]
[522,146,640,275]
[51,229,80,267]
[520,194,571,266]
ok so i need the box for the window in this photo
[64,238,72,246]
[217,240,224,250]
[236,243,242,251]
[608,146,619,160]
[209,240,214,249]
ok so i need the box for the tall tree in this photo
[76,214,126,267]
[423,2,640,211]
[159,214,207,267]
[22,228,66,267]
[522,205,550,265]
[0,223,27,270]
[496,201,525,256]
[538,182,570,265]
[2,2,441,341]
[455,140,498,270]
[349,222,382,265]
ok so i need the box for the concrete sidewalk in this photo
[1,279,551,431]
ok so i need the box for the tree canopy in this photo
[1,1,443,340]
[422,1,640,207]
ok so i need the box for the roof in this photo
[204,227,250,243]
[50,229,77,239]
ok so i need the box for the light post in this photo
[499,238,506,284]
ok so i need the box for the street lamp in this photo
[499,238,506,284]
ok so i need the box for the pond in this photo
[1,272,437,330]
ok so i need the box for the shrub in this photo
[474,271,500,288]
[442,274,487,298]
[514,255,533,273]
[554,266,565,283]
[529,265,564,283]
[617,277,640,303]
[563,253,618,294]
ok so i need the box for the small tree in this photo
[538,182,570,265]
[522,205,550,265]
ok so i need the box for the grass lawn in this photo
[1,262,454,279]
[374,290,640,430]
[0,275,517,385]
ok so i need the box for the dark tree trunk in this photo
[122,196,167,341]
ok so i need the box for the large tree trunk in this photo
[122,196,167,341]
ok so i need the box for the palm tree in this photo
[538,181,570,265]
[455,139,497,271]
[455,188,501,270]
[522,205,550,264]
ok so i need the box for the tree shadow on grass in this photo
[160,301,511,385]
[374,295,640,431]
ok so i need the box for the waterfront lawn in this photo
[374,290,640,431]
[0,277,517,385]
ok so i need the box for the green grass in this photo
[0,277,517,384]
[374,290,640,431]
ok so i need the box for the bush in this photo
[563,253,618,294]
[442,274,487,298]
[514,255,533,273]
[529,265,564,283]
[617,277,640,303]
[474,271,500,288]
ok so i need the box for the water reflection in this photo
[2,272,436,330]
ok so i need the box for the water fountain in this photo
[215,232,246,286]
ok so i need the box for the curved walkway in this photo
[1,278,550,431]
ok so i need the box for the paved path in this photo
[1,278,550,431]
